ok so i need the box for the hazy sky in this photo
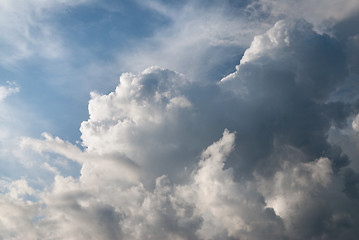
[1,0,359,239]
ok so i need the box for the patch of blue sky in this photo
[1,1,173,143]
[0,0,248,184]
[52,0,172,55]
[0,149,81,191]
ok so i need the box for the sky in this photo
[1,0,359,239]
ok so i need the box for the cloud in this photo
[0,196,40,239]
[256,155,359,239]
[80,66,197,182]
[0,82,19,102]
[256,0,359,28]
[0,0,91,66]
[20,132,141,183]
[117,0,271,84]
[79,17,359,239]
[177,130,285,240]
[220,18,352,175]
[0,131,225,239]
[0,130,283,240]
[2,2,359,239]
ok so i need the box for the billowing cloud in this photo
[3,129,284,240]
[1,1,359,240]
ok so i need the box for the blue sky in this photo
[1,0,247,141]
[1,0,359,239]
[1,0,173,140]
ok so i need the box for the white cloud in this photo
[257,0,359,29]
[0,0,91,66]
[117,0,271,83]
[2,1,359,239]
[20,133,141,183]
[239,19,313,64]
[0,130,283,240]
[257,157,333,219]
[177,130,285,240]
[0,197,40,239]
[0,82,19,102]
[80,66,197,182]
[20,132,86,164]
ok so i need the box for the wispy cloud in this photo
[0,0,91,67]
[0,82,19,102]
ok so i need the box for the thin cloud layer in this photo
[0,0,91,66]
[0,82,19,102]
[1,1,359,240]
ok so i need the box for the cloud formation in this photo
[1,1,359,240]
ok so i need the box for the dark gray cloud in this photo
[344,168,359,199]
[220,19,351,174]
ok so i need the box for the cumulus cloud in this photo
[220,19,352,174]
[177,130,285,240]
[256,155,359,239]
[1,130,284,240]
[2,2,359,240]
[78,66,197,183]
